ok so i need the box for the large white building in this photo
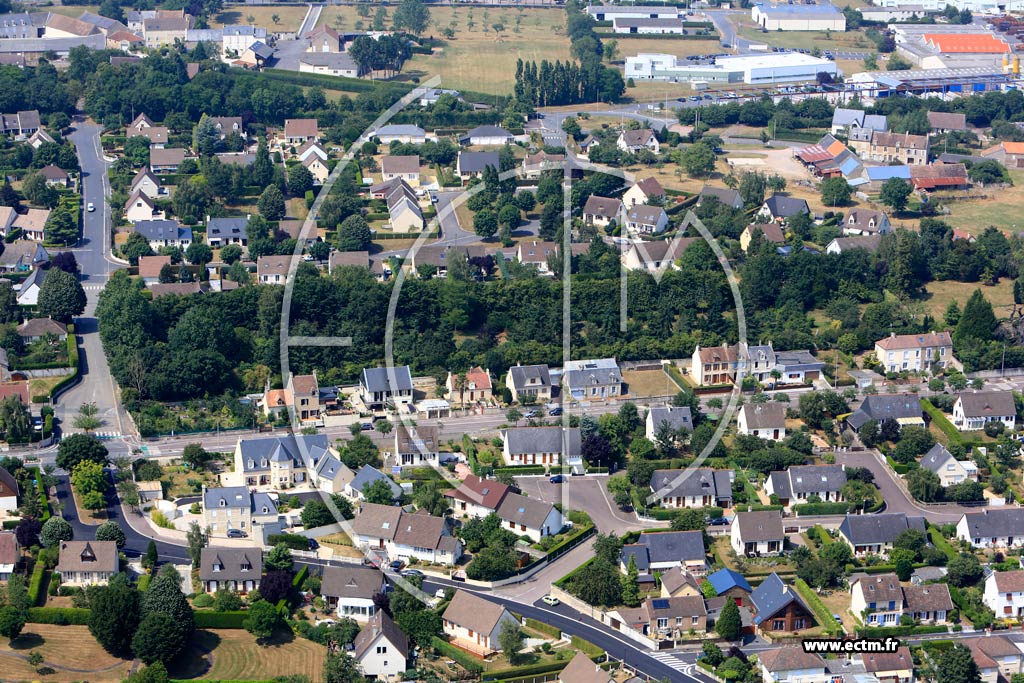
[625,52,838,84]
[751,2,847,31]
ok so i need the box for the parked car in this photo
[361,422,373,431]
[434,588,447,599]
[541,595,560,606]
[307,539,319,550]
[400,569,424,578]
[522,409,536,418]
[549,474,565,484]
[548,406,563,416]
[226,529,247,539]
[389,560,404,571]
[86,202,95,212]
[709,517,730,526]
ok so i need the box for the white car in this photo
[87,202,95,212]
[541,595,560,606]
[434,588,446,599]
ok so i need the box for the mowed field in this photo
[0,625,132,682]
[736,22,874,52]
[171,629,327,681]
[317,6,571,95]
[211,6,308,31]
[922,278,1015,322]
[940,171,1024,236]
[48,4,100,18]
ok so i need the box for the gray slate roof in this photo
[763,195,809,219]
[959,508,1024,539]
[495,492,558,530]
[207,216,248,239]
[740,402,786,430]
[648,406,693,433]
[134,219,192,243]
[504,427,582,457]
[321,564,384,600]
[199,546,262,581]
[920,443,957,476]
[238,434,329,472]
[847,394,922,431]
[956,391,1016,418]
[698,186,743,209]
[735,510,784,542]
[350,465,402,499]
[838,512,925,546]
[768,464,846,499]
[507,364,550,391]
[650,468,733,500]
[750,572,810,626]
[361,366,413,394]
[457,151,500,174]
[620,530,705,572]
[204,486,250,510]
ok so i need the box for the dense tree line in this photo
[0,61,74,118]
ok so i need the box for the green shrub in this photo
[792,502,851,516]
[928,525,958,562]
[267,533,311,551]
[525,618,561,639]
[793,579,841,636]
[193,593,214,608]
[138,574,151,592]
[28,561,47,606]
[28,607,91,625]
[432,636,483,673]
[194,611,247,629]
[570,635,603,658]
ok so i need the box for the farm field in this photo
[211,6,308,31]
[736,23,873,52]
[48,4,100,18]
[940,171,1024,235]
[317,6,571,95]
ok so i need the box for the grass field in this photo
[922,278,1015,322]
[736,23,874,52]
[48,4,100,18]
[1,625,132,682]
[170,629,326,681]
[211,6,308,31]
[612,37,721,60]
[318,6,571,95]
[623,369,678,398]
[941,171,1024,235]
[30,374,73,398]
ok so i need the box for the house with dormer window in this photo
[360,366,414,411]
[199,547,262,594]
[842,208,891,236]
[649,468,734,509]
[57,541,118,587]
[229,434,328,489]
[321,565,386,622]
[505,364,552,403]
[351,502,462,566]
[202,486,279,540]
[765,464,846,510]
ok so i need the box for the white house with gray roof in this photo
[620,530,707,579]
[623,204,668,235]
[373,124,426,144]
[313,453,354,494]
[957,508,1024,549]
[202,486,280,539]
[952,391,1017,432]
[502,426,582,470]
[455,150,500,181]
[359,366,413,410]
[495,491,565,542]
[228,434,327,489]
[645,405,693,441]
[345,465,402,502]
[920,443,978,487]
[199,547,262,594]
[838,512,925,558]
[737,402,787,441]
[206,215,248,247]
[731,510,785,556]
[321,564,386,621]
[563,358,622,401]
[505,363,552,403]
[649,468,734,509]
[765,464,846,510]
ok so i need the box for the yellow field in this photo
[48,4,100,18]
[170,629,327,681]
[210,6,308,32]
[623,369,678,398]
[922,279,1015,322]
[0,625,132,682]
[736,23,873,52]
[318,6,571,95]
[940,171,1024,236]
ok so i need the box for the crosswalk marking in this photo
[648,651,694,674]
[94,431,121,439]
[82,284,105,291]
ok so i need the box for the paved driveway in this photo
[516,475,667,533]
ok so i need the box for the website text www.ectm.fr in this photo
[801,638,902,654]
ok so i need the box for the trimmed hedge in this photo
[27,466,51,521]
[570,635,603,659]
[292,566,308,589]
[28,560,47,606]
[928,525,958,562]
[793,578,842,636]
[432,636,483,673]
[138,573,151,591]
[483,661,573,681]
[28,607,91,625]
[2,519,17,530]
[268,533,312,551]
[194,610,247,629]
[886,456,911,475]
[921,399,967,445]
[857,624,948,637]
[792,501,852,516]
[525,617,561,639]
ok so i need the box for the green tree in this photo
[45,209,79,245]
[257,185,286,221]
[335,215,372,251]
[301,498,335,528]
[265,543,295,572]
[678,142,716,179]
[569,557,621,606]
[37,268,86,323]
[288,164,314,196]
[88,575,142,656]
[121,231,154,266]
[891,547,915,581]
[0,605,25,640]
[323,651,362,683]
[132,612,187,665]
[393,0,430,34]
[124,663,169,683]
[955,289,997,346]
[192,114,221,156]
[220,244,243,265]
[715,598,742,641]
[879,177,912,213]
[906,467,942,503]
[498,620,525,666]
[95,520,126,548]
[182,443,214,472]
[40,516,73,547]
[937,645,982,683]
[820,177,852,206]
[71,459,107,495]
[361,478,396,505]
[244,600,280,641]
[141,571,194,658]
[213,589,243,611]
[186,521,208,565]
[947,552,983,587]
[185,242,213,267]
[474,208,498,238]
[394,609,442,649]
[621,553,641,607]
[142,540,158,571]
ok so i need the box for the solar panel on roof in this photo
[651,599,670,609]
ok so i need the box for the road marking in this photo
[649,651,694,673]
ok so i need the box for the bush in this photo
[192,593,214,608]
[525,618,561,639]
[791,502,851,516]
[28,561,47,606]
[193,611,247,629]
[27,607,91,625]
[432,636,483,673]
[267,533,311,551]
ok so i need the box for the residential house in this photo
[623,204,668,235]
[39,164,69,188]
[0,207,14,237]
[645,405,693,441]
[826,234,883,255]
[737,403,787,441]
[130,166,162,199]
[321,565,386,622]
[206,215,248,247]
[202,486,278,539]
[126,124,169,147]
[522,151,564,179]
[765,464,847,509]
[0,110,40,139]
[773,350,826,385]
[563,358,622,401]
[582,195,621,228]
[460,125,512,146]
[230,434,325,489]
[850,573,905,627]
[143,13,192,47]
[313,453,354,495]
[0,241,47,274]
[616,596,707,639]
[209,116,243,138]
[757,195,810,223]
[837,512,926,558]
[15,267,46,306]
[257,255,291,284]
[965,635,1024,683]
[16,317,67,344]
[345,465,402,502]
[134,219,192,250]
[150,147,187,174]
[705,567,753,604]
[731,511,785,557]
[649,468,734,509]
[922,111,966,136]
[306,25,342,52]
[445,366,492,406]
[691,344,739,386]
[984,571,1024,619]
[920,443,978,487]
[445,474,510,519]
[698,186,743,210]
[57,541,119,587]
[758,649,828,683]
[374,124,426,145]
[296,140,328,164]
[0,533,17,581]
[621,236,696,273]
[352,502,462,566]
[502,426,583,469]
[740,223,786,253]
[558,652,613,683]
[298,52,360,78]
[505,364,552,403]
[199,547,261,594]
[125,191,158,223]
[874,331,956,373]
[0,466,17,512]
[843,208,891,236]
[381,155,420,187]
[623,177,664,207]
[235,41,273,68]
[360,366,414,410]
[982,141,1024,170]
[27,129,54,150]
[830,107,887,135]
[620,530,707,579]
[660,566,702,598]
[904,583,953,624]
[846,393,925,432]
[860,648,915,683]
[455,150,500,181]
[517,240,558,274]
[496,492,566,542]
[616,128,660,154]
[441,590,518,655]
[419,88,460,107]
[353,611,408,680]
[957,508,1024,549]
[13,208,49,242]
[285,372,320,423]
[385,180,423,232]
[745,343,778,385]
[281,118,319,147]
[865,131,929,165]
[952,391,1017,432]
[577,135,599,159]
[749,573,815,634]
[393,424,439,467]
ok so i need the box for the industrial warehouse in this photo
[625,51,838,84]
